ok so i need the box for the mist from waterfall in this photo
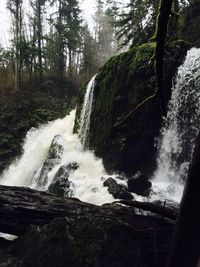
[151,47,200,203]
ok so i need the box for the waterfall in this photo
[151,47,200,203]
[0,75,125,206]
[1,50,200,206]
[78,75,96,148]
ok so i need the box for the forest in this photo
[0,0,200,266]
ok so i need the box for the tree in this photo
[48,0,82,79]
[30,0,47,81]
[7,0,23,91]
[165,131,200,267]
[94,0,116,66]
[79,24,98,79]
[109,0,158,48]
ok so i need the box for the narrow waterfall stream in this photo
[151,47,200,203]
[1,48,200,208]
[78,75,96,148]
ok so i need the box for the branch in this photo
[114,92,157,128]
[115,200,178,221]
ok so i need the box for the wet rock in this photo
[103,177,133,200]
[67,162,79,171]
[48,165,72,197]
[46,135,64,160]
[48,178,71,197]
[128,172,152,196]
[34,135,64,188]
[48,163,79,197]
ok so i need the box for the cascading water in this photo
[78,75,96,148]
[1,48,200,208]
[151,47,200,203]
[0,75,124,206]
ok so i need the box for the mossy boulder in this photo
[75,40,191,176]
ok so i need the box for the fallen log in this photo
[0,185,99,236]
[0,185,177,236]
[115,200,178,220]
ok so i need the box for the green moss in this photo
[74,39,191,175]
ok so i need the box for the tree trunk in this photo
[154,0,174,116]
[57,0,64,80]
[0,185,177,237]
[166,131,200,267]
[14,0,20,91]
[37,0,43,81]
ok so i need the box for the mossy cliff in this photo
[75,40,190,176]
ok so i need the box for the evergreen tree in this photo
[7,0,23,90]
[111,0,157,48]
[94,0,116,66]
[30,0,47,81]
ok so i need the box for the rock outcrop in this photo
[74,41,191,179]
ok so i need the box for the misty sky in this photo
[0,0,97,46]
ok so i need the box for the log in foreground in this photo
[0,185,178,236]
[116,200,178,220]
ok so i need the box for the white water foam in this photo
[0,110,124,205]
[151,47,200,203]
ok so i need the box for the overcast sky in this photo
[0,0,97,46]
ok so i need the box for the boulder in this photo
[127,172,152,196]
[103,177,133,200]
[33,135,64,188]
[48,163,79,197]
[48,165,72,197]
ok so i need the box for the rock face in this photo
[103,177,133,200]
[74,41,191,179]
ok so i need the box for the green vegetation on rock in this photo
[75,40,191,176]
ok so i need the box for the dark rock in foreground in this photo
[103,177,133,200]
